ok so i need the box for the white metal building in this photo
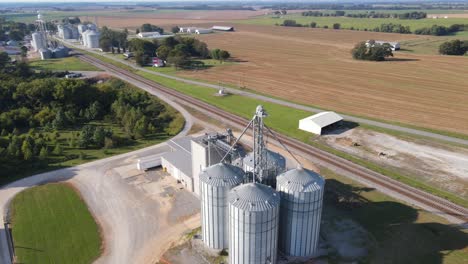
[161,137,194,191]
[195,28,213,34]
[298,111,343,135]
[212,26,235,31]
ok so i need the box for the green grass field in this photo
[10,183,102,264]
[321,168,468,264]
[241,14,468,31]
[29,56,101,71]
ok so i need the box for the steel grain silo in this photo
[243,150,286,187]
[86,31,100,49]
[276,167,325,257]
[229,183,280,264]
[200,163,244,249]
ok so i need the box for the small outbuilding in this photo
[212,26,234,31]
[298,111,343,135]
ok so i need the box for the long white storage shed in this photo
[298,111,343,135]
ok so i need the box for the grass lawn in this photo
[10,183,102,264]
[29,56,101,72]
[400,34,468,55]
[241,14,468,31]
[321,168,468,264]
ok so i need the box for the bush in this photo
[282,20,301,27]
[439,40,467,55]
[351,41,393,61]
[310,22,317,28]
[333,23,341,29]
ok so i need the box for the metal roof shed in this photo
[298,111,343,135]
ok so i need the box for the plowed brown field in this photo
[178,24,468,135]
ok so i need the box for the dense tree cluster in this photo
[344,11,426,19]
[127,35,218,68]
[99,27,129,53]
[374,23,411,34]
[62,16,81,25]
[439,40,467,55]
[278,18,467,36]
[302,11,346,17]
[0,60,183,175]
[351,41,394,61]
[0,19,36,41]
[140,23,164,34]
[414,24,467,36]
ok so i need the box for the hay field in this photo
[179,24,468,134]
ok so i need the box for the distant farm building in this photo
[179,27,197,34]
[366,40,400,51]
[137,32,161,38]
[195,28,213,34]
[299,111,343,135]
[212,26,235,31]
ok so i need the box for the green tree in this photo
[39,146,48,160]
[310,22,317,28]
[333,23,341,29]
[156,45,171,60]
[351,41,393,61]
[93,127,107,148]
[20,46,28,58]
[21,139,33,160]
[171,26,180,34]
[79,125,95,148]
[439,40,467,56]
[134,116,148,139]
[218,50,231,62]
[52,143,63,156]
[0,52,11,69]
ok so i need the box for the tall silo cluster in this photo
[199,163,244,249]
[199,105,325,264]
[276,167,325,257]
[228,183,280,264]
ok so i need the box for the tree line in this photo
[0,57,183,177]
[302,11,426,19]
[99,26,129,53]
[280,19,468,36]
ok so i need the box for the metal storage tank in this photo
[229,183,280,264]
[243,150,286,187]
[82,30,89,47]
[32,32,46,51]
[77,24,87,34]
[200,163,244,249]
[86,31,100,49]
[276,167,325,257]
[39,48,51,60]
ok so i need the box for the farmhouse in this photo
[366,40,400,51]
[212,26,235,31]
[299,111,343,135]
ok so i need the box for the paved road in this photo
[66,42,468,147]
[0,83,193,264]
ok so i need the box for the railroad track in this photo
[78,54,468,223]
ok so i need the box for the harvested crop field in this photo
[179,24,468,135]
[82,9,268,29]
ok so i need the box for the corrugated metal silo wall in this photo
[229,205,280,264]
[201,183,230,249]
[277,185,324,257]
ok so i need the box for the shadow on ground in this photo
[324,179,468,264]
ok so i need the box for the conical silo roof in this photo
[276,167,325,192]
[199,163,244,187]
[229,183,280,211]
